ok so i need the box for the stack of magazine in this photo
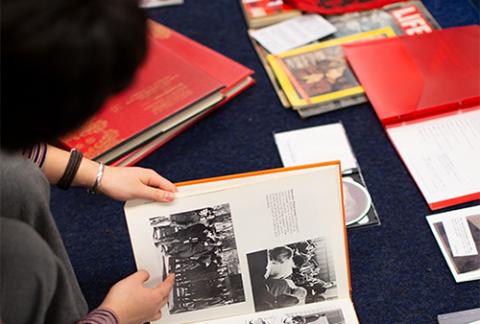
[240,0,440,118]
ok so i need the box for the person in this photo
[265,246,296,279]
[1,0,178,323]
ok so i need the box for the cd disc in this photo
[342,178,372,226]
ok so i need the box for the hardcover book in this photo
[344,25,480,209]
[124,162,359,323]
[62,21,254,164]
[240,0,302,29]
[109,21,255,166]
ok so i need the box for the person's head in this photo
[283,316,306,324]
[1,0,147,151]
[269,246,293,263]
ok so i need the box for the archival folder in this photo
[124,162,360,323]
[344,25,480,210]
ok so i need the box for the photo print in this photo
[149,204,245,314]
[283,45,359,99]
[247,238,337,312]
[433,214,480,276]
[246,308,345,324]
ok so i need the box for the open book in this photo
[124,162,359,323]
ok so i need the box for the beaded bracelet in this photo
[87,162,105,195]
[57,149,83,190]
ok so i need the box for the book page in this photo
[124,164,350,323]
[426,205,480,283]
[199,298,359,324]
[386,108,480,207]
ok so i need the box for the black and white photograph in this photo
[245,308,346,324]
[281,309,346,324]
[149,204,245,314]
[433,214,480,275]
[247,238,337,312]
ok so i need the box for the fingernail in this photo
[165,191,175,201]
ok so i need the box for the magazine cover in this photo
[252,1,440,116]
[267,27,396,110]
[326,0,440,37]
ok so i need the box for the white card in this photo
[443,217,478,257]
[250,14,337,54]
[274,123,357,172]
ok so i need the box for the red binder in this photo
[344,25,480,209]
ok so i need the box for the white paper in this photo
[443,217,478,257]
[387,109,480,207]
[250,14,336,54]
[426,205,480,283]
[274,123,357,172]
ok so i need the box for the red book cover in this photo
[148,20,254,95]
[62,37,225,160]
[111,77,255,167]
[109,21,256,166]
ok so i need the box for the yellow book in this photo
[267,27,396,109]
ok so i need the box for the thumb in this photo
[139,186,175,202]
[155,273,176,295]
[129,269,150,283]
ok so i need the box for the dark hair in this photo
[1,0,147,151]
[269,246,293,263]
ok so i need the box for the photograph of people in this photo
[247,239,337,312]
[149,204,245,314]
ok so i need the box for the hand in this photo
[100,271,175,324]
[99,166,177,202]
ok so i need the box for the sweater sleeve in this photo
[22,143,48,168]
[75,308,119,324]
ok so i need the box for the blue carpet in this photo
[50,1,480,323]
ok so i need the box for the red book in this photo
[343,26,480,210]
[62,21,254,164]
[109,21,255,166]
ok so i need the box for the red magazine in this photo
[62,21,254,164]
[343,25,480,209]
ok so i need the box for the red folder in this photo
[343,26,480,209]
[344,25,480,125]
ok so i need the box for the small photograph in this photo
[282,45,359,99]
[433,214,480,276]
[282,308,346,324]
[246,308,346,324]
[149,204,245,314]
[247,238,337,312]
[328,10,397,37]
